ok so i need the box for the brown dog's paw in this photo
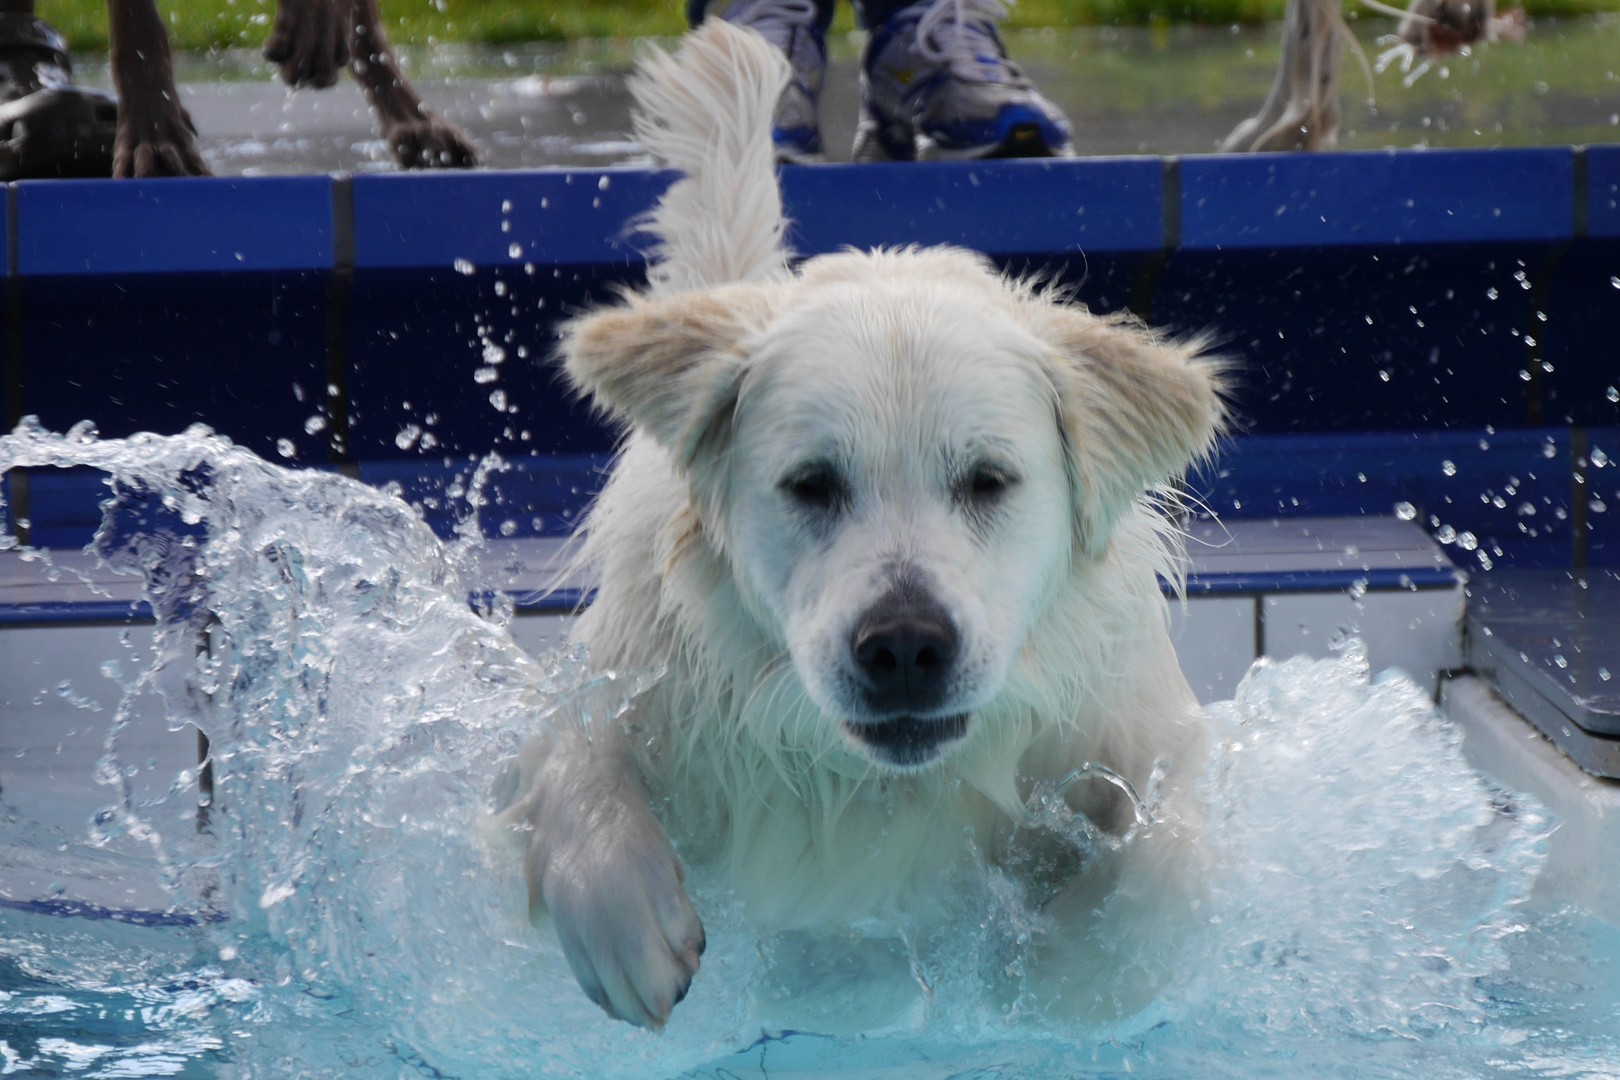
[263,0,350,89]
[385,114,480,169]
[113,108,210,178]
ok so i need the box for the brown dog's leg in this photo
[109,0,209,176]
[265,0,350,89]
[348,0,478,169]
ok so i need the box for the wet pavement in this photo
[68,17,1620,175]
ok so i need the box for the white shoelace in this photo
[726,0,820,39]
[914,0,1010,67]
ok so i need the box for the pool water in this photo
[1,421,1617,1079]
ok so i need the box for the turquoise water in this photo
[1,422,1616,1079]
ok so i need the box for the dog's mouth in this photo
[842,713,971,768]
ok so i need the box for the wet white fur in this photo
[497,20,1227,1031]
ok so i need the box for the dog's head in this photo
[565,248,1224,770]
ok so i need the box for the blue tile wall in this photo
[358,452,609,540]
[1157,244,1549,433]
[22,272,328,460]
[1540,241,1620,427]
[352,169,671,271]
[1588,427,1620,567]
[1193,429,1576,568]
[1,151,1612,572]
[1179,148,1573,250]
[16,177,333,275]
[344,264,626,460]
[780,157,1163,256]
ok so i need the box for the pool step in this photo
[0,514,1467,918]
[1464,569,1620,778]
[1442,674,1620,925]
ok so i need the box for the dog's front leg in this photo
[264,0,350,90]
[109,0,209,176]
[495,724,704,1031]
[345,0,479,169]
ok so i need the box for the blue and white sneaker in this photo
[853,0,1072,162]
[707,0,828,163]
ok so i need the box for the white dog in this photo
[494,20,1227,1031]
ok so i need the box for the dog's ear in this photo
[563,283,781,467]
[1033,306,1227,555]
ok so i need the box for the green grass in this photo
[37,0,1620,54]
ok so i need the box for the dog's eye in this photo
[782,466,843,511]
[962,464,1016,503]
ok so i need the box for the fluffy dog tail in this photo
[628,19,793,294]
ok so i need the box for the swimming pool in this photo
[0,423,1615,1079]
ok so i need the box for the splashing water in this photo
[0,422,1615,1079]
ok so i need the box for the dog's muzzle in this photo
[842,712,971,768]
[845,591,969,766]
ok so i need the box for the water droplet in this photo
[1518,369,1532,382]
[1611,276,1620,289]
[1378,370,1390,382]
[1600,667,1612,681]
[1348,578,1368,600]
[1441,460,1457,476]
[395,424,422,450]
[494,281,508,297]
[489,389,509,411]
[1394,501,1416,520]
[1592,499,1609,514]
[501,199,513,213]
[500,519,519,537]
[1457,531,1478,551]
[508,243,523,259]
[276,438,296,459]
[598,175,611,190]
[1543,441,1558,459]
[1593,448,1611,468]
[454,258,475,276]
[1479,439,1490,451]
[304,415,327,435]
[1436,524,1457,543]
[1607,386,1620,402]
[1493,494,1507,509]
[1477,550,1494,571]
[483,342,506,365]
[473,366,499,384]
[1486,287,1499,300]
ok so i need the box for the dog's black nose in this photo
[851,601,958,713]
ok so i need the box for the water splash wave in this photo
[0,421,1612,1079]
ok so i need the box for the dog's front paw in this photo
[113,106,209,178]
[263,0,349,89]
[538,832,705,1031]
[384,115,479,169]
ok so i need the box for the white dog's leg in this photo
[493,725,704,1030]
